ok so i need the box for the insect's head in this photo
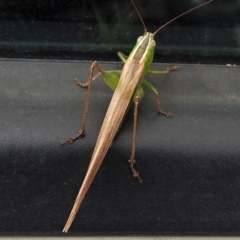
[132,32,155,65]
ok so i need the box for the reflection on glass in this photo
[0,0,238,64]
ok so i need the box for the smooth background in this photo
[1,60,240,235]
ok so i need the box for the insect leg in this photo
[74,72,101,88]
[142,79,172,117]
[62,62,121,145]
[147,66,179,75]
[117,52,128,63]
[62,61,101,144]
[128,83,146,182]
[128,96,142,183]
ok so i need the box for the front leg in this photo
[142,79,172,117]
[147,66,179,75]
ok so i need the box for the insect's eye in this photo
[137,36,143,42]
[152,40,156,48]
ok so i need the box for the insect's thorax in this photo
[129,32,155,65]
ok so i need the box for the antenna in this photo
[153,0,213,35]
[130,0,147,32]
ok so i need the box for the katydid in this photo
[62,0,213,232]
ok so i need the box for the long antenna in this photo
[130,0,147,32]
[153,0,213,35]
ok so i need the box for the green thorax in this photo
[128,32,155,72]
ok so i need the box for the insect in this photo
[62,0,213,233]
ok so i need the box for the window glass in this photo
[0,0,238,64]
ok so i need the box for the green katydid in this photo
[62,0,213,232]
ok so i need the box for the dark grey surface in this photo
[0,60,240,235]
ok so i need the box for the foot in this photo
[158,110,173,118]
[128,158,142,183]
[74,78,89,88]
[61,130,85,144]
[167,66,179,73]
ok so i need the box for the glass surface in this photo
[0,0,238,64]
